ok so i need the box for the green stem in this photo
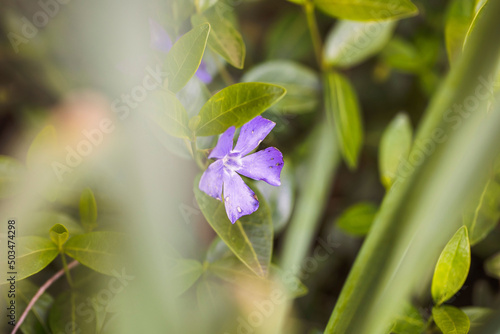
[61,253,74,287]
[304,1,324,70]
[191,139,207,170]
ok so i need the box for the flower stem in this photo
[303,1,324,70]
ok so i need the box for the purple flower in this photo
[199,116,284,224]
[149,19,213,84]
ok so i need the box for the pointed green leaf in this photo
[170,259,203,296]
[484,252,500,279]
[193,174,273,276]
[432,305,470,334]
[142,89,190,139]
[432,226,471,305]
[462,0,488,51]
[0,155,25,199]
[324,20,396,68]
[79,187,98,232]
[242,60,320,114]
[324,71,363,169]
[391,303,426,334]
[16,280,54,334]
[49,291,96,334]
[314,0,418,21]
[445,0,476,64]
[463,177,500,245]
[379,113,413,189]
[166,23,210,93]
[49,223,69,249]
[195,82,286,136]
[336,202,378,236]
[14,236,58,281]
[192,6,245,68]
[64,232,127,276]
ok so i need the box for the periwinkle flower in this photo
[199,116,284,224]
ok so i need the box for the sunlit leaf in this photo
[324,20,396,68]
[166,23,210,92]
[324,71,363,169]
[8,236,58,281]
[196,83,286,136]
[193,174,273,276]
[191,6,245,68]
[242,60,320,114]
[379,113,413,189]
[314,0,418,21]
[64,232,127,276]
[80,188,98,233]
[431,226,471,305]
[432,305,470,334]
[336,202,378,236]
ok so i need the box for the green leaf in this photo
[16,280,54,334]
[336,202,378,236]
[177,76,211,118]
[431,226,471,305]
[142,89,190,139]
[30,211,85,237]
[64,232,127,276]
[191,6,245,68]
[26,125,58,170]
[461,307,493,329]
[193,174,273,276]
[390,303,426,334]
[324,20,396,68]
[170,259,204,296]
[49,223,69,249]
[445,0,476,64]
[462,0,488,52]
[79,188,98,232]
[379,113,413,189]
[432,305,470,334]
[324,71,363,169]
[0,155,25,199]
[242,60,320,114]
[16,236,58,281]
[197,0,218,12]
[195,82,286,136]
[463,177,500,245]
[484,252,500,279]
[165,23,210,93]
[313,0,418,21]
[49,291,96,334]
[381,38,425,73]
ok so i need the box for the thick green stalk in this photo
[303,1,324,69]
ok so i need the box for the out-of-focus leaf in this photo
[381,38,425,73]
[193,174,273,277]
[49,223,69,249]
[165,23,210,92]
[265,10,313,61]
[142,89,190,139]
[379,113,413,189]
[390,303,426,334]
[324,71,363,169]
[64,232,127,276]
[432,226,471,305]
[432,305,470,334]
[30,211,85,237]
[49,291,96,334]
[14,280,54,334]
[324,20,396,68]
[177,76,211,118]
[170,259,204,296]
[484,252,500,279]
[0,156,24,199]
[314,0,418,21]
[195,83,286,136]
[255,160,295,233]
[13,236,58,281]
[197,0,218,12]
[26,125,58,171]
[463,1,488,51]
[206,236,233,263]
[445,0,476,64]
[242,61,320,114]
[463,177,500,245]
[80,187,98,233]
[336,202,378,236]
[191,6,245,68]
[462,307,493,329]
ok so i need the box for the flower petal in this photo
[223,171,259,224]
[233,116,275,156]
[195,61,213,84]
[199,160,224,200]
[208,126,235,159]
[237,147,284,186]
[149,19,172,53]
